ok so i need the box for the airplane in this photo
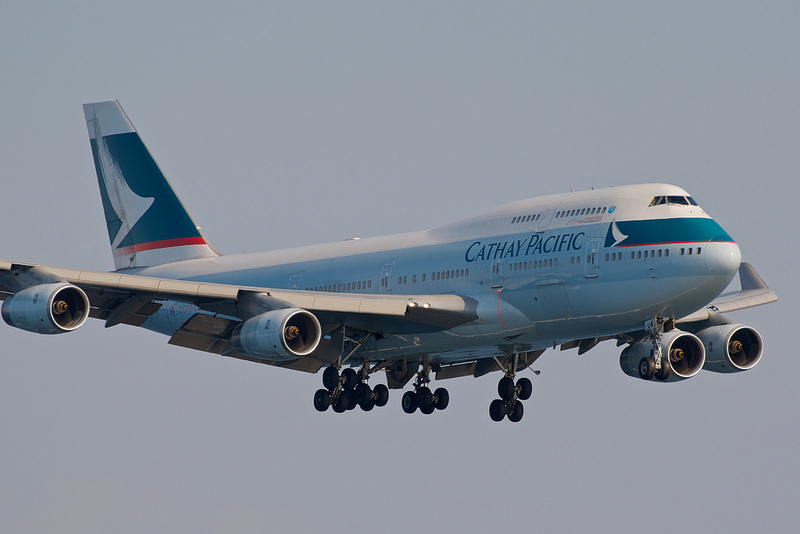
[0,100,777,422]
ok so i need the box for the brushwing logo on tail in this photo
[92,119,154,251]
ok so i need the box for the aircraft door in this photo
[491,259,504,289]
[585,239,601,278]
[288,273,303,289]
[379,262,394,294]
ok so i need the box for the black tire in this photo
[402,391,418,414]
[332,392,348,413]
[373,384,389,407]
[360,396,375,411]
[354,382,372,404]
[420,402,435,415]
[517,377,532,401]
[342,368,358,390]
[416,387,433,411]
[434,387,449,410]
[655,361,671,381]
[322,366,339,391]
[638,357,656,380]
[508,401,524,422]
[313,389,331,412]
[344,389,357,410]
[498,376,515,401]
[489,399,506,422]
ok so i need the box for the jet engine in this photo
[2,283,90,334]
[231,308,321,360]
[620,330,706,382]
[697,324,763,373]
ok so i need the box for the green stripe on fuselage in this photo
[604,218,734,248]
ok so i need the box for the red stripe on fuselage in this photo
[117,237,208,254]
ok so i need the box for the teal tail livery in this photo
[0,100,778,423]
[84,100,218,270]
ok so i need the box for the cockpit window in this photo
[649,195,696,207]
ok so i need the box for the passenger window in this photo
[697,247,702,255]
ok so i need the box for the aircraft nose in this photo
[705,241,741,277]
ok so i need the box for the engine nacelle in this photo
[231,308,321,360]
[697,324,763,373]
[2,283,90,334]
[620,330,706,382]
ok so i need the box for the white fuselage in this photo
[138,184,741,364]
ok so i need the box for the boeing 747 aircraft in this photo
[0,101,777,422]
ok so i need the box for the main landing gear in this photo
[401,360,449,415]
[489,355,533,423]
[313,361,389,413]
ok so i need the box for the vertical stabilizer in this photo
[84,100,218,270]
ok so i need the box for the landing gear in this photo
[489,354,534,422]
[313,360,390,413]
[638,317,673,381]
[401,359,449,415]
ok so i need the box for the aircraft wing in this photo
[0,260,479,371]
[678,262,777,323]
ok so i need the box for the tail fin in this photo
[83,100,218,270]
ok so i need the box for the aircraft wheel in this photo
[416,387,433,411]
[498,376,515,401]
[373,384,389,407]
[342,368,358,390]
[489,399,506,422]
[638,357,656,380]
[517,377,532,401]
[322,366,339,390]
[655,363,671,381]
[354,383,372,404]
[434,387,449,410]
[508,401,524,423]
[313,389,331,412]
[332,392,348,413]
[402,391,418,414]
[360,396,375,411]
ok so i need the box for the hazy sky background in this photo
[1,2,798,532]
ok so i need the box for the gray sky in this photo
[1,2,798,532]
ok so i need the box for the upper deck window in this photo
[649,195,696,207]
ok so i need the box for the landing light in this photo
[423,303,431,309]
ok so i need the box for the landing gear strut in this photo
[313,360,389,413]
[489,354,534,422]
[401,359,449,415]
[637,317,672,382]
